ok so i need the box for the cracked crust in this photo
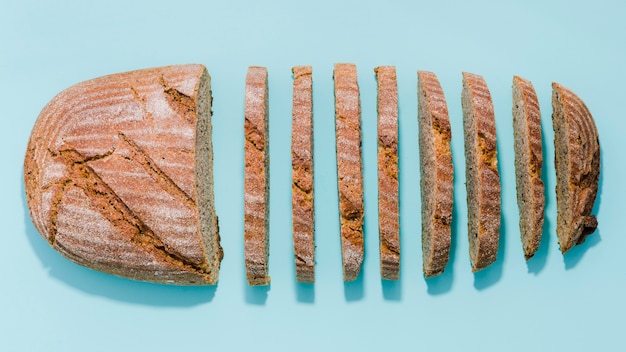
[291,66,315,283]
[244,66,271,286]
[418,71,453,278]
[375,66,399,280]
[24,64,222,285]
[512,76,545,260]
[462,72,501,272]
[552,82,600,254]
[334,63,364,282]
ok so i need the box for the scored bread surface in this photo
[291,66,315,283]
[552,82,600,254]
[512,76,545,260]
[23,64,223,285]
[334,63,364,282]
[417,71,453,278]
[244,66,271,286]
[375,66,400,281]
[461,72,501,272]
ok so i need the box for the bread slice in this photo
[417,70,453,278]
[291,66,315,283]
[333,63,364,282]
[23,64,222,285]
[552,82,600,254]
[244,66,270,285]
[461,72,501,272]
[375,66,400,281]
[512,76,545,260]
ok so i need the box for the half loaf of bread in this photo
[24,64,223,285]
[461,72,501,272]
[552,82,600,254]
[418,70,453,278]
[512,76,545,260]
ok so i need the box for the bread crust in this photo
[461,72,501,272]
[333,63,364,282]
[418,71,453,277]
[552,82,600,254]
[291,66,315,283]
[244,66,271,285]
[375,66,400,280]
[23,64,222,285]
[512,76,545,260]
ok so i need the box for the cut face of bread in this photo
[291,66,315,283]
[375,66,400,281]
[23,64,222,285]
[512,76,545,260]
[244,66,271,286]
[552,82,600,254]
[333,63,364,282]
[461,72,501,272]
[417,71,453,278]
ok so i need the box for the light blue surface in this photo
[1,0,624,351]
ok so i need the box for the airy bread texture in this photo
[461,72,501,272]
[333,63,364,282]
[244,66,271,286]
[417,71,453,278]
[552,82,600,254]
[24,64,222,285]
[375,66,400,281]
[291,66,315,283]
[512,76,545,260]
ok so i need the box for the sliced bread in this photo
[552,82,600,254]
[417,70,454,277]
[461,72,501,272]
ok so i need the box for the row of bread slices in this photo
[243,64,600,285]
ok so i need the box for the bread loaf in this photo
[244,66,271,285]
[512,76,545,260]
[23,64,223,285]
[291,66,315,283]
[417,70,453,277]
[552,82,600,253]
[375,66,400,281]
[461,72,501,272]
[333,63,364,282]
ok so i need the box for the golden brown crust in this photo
[23,64,221,285]
[462,72,501,272]
[334,63,364,282]
[417,71,453,277]
[552,82,600,254]
[291,66,315,283]
[375,66,400,280]
[244,66,270,286]
[512,76,545,260]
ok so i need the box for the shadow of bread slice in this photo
[334,63,364,282]
[375,66,400,280]
[291,66,315,283]
[461,72,501,272]
[552,82,600,254]
[23,64,222,285]
[417,71,453,278]
[244,66,271,285]
[512,76,545,260]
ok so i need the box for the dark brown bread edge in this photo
[461,72,501,272]
[334,63,364,282]
[375,66,400,281]
[512,76,545,260]
[552,82,599,254]
[244,66,270,285]
[291,66,315,283]
[417,71,453,278]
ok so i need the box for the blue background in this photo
[1,1,624,351]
